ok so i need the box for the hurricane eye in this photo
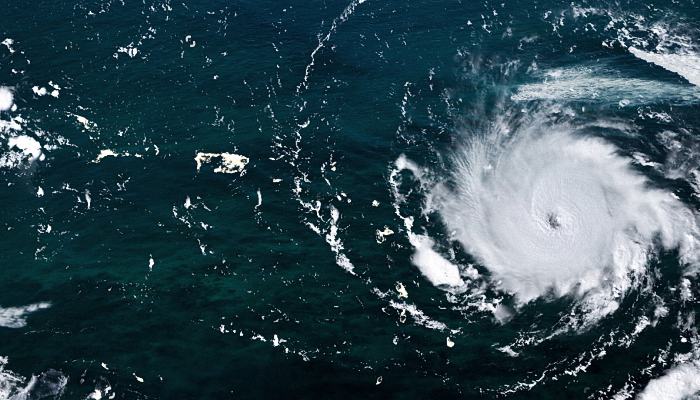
[546,213,561,229]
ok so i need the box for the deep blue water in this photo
[1,1,700,399]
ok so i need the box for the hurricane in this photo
[4,0,700,399]
[436,114,700,306]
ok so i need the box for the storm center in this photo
[546,212,561,229]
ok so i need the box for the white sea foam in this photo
[0,302,51,328]
[638,362,700,400]
[629,47,700,87]
[431,118,700,307]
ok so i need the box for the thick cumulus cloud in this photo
[0,302,51,328]
[0,87,12,111]
[638,362,700,400]
[433,118,700,305]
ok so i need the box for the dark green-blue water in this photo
[2,0,700,399]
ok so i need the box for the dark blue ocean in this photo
[2,0,700,399]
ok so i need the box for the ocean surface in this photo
[2,0,700,399]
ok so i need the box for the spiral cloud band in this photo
[429,121,700,305]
